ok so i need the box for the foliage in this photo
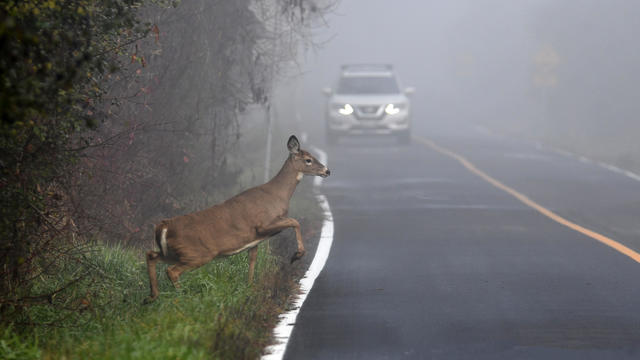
[0,0,149,320]
[0,325,40,360]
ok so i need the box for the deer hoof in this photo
[290,250,306,263]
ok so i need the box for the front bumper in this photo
[327,112,410,136]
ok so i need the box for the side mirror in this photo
[322,87,333,96]
[404,87,415,96]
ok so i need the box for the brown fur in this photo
[144,136,329,303]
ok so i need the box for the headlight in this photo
[385,103,402,115]
[337,103,354,115]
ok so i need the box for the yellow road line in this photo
[413,135,640,264]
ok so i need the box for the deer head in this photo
[287,135,331,179]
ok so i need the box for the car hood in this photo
[329,93,408,105]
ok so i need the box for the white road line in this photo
[477,127,640,183]
[262,145,334,360]
[545,145,640,183]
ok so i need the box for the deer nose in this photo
[325,169,331,176]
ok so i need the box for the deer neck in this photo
[266,157,301,202]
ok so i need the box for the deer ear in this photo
[287,135,300,154]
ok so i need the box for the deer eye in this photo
[305,159,312,165]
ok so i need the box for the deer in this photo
[144,135,330,303]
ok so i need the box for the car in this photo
[324,64,414,145]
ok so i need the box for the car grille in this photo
[356,105,381,115]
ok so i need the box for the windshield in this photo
[336,76,400,94]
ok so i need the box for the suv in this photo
[324,64,413,145]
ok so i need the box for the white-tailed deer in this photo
[144,135,330,303]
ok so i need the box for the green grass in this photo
[0,325,41,360]
[2,240,294,360]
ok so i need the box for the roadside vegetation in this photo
[0,182,322,360]
[1,0,333,358]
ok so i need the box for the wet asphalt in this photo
[283,127,640,359]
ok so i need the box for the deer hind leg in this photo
[166,263,191,289]
[166,252,216,290]
[248,246,258,283]
[257,217,305,264]
[144,250,162,304]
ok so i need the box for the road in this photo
[284,127,640,359]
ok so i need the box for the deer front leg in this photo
[257,217,305,263]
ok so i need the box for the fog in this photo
[290,0,640,170]
[275,2,640,356]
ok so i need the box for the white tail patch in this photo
[160,227,168,257]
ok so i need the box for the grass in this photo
[1,238,297,360]
[0,325,41,360]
